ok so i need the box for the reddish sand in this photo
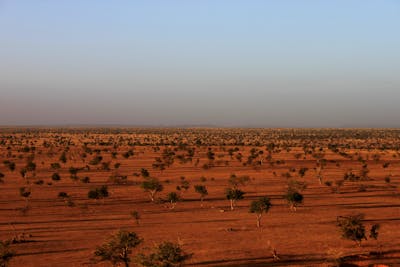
[0,128,399,267]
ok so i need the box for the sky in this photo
[1,1,400,127]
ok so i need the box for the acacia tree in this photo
[94,230,142,267]
[166,192,181,209]
[194,185,208,207]
[228,174,250,189]
[136,241,191,267]
[284,189,303,211]
[226,188,245,210]
[249,196,272,228]
[141,177,163,202]
[336,214,367,247]
[315,156,326,185]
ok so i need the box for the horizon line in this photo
[1,124,400,130]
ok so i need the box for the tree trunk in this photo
[290,203,296,211]
[256,214,261,228]
[318,175,322,185]
[121,249,130,267]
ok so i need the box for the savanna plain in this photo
[0,128,399,267]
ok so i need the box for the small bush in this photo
[58,192,69,198]
[95,230,142,267]
[284,189,303,211]
[88,185,109,200]
[336,214,366,246]
[50,163,61,169]
[130,211,140,225]
[51,173,61,181]
[136,241,191,267]
[80,176,90,183]
[34,180,44,185]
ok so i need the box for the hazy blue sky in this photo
[1,1,399,127]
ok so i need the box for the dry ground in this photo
[0,128,399,267]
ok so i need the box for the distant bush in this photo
[140,168,150,178]
[343,171,360,181]
[6,161,15,171]
[89,155,103,165]
[88,185,109,200]
[130,211,140,225]
[80,176,90,183]
[51,173,61,181]
[50,163,61,169]
[25,161,36,172]
[59,152,67,163]
[58,192,68,198]
[34,180,44,185]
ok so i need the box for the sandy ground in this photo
[0,129,399,267]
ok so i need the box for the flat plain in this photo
[0,128,399,267]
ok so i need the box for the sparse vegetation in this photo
[88,185,109,200]
[166,192,180,209]
[130,211,140,225]
[0,128,398,266]
[226,188,245,210]
[284,189,303,211]
[194,185,208,207]
[141,177,163,202]
[249,196,272,228]
[136,241,191,267]
[0,240,14,267]
[336,214,367,246]
[94,230,142,267]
